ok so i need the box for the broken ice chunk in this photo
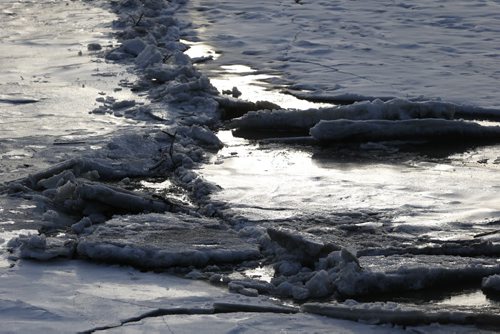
[77,213,260,269]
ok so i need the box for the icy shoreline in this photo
[1,0,500,332]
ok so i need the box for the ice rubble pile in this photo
[90,0,220,125]
[230,98,500,143]
[91,0,272,124]
[6,0,239,265]
[251,228,500,302]
[482,274,500,295]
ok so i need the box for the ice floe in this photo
[230,99,459,132]
[310,119,500,143]
[77,213,260,269]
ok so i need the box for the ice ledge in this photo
[77,213,261,269]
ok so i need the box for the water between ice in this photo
[201,132,500,242]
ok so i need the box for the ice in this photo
[122,38,147,57]
[2,0,500,331]
[358,240,500,257]
[181,0,500,108]
[0,260,309,333]
[482,274,500,295]
[304,270,334,299]
[135,45,164,68]
[77,212,260,269]
[342,254,500,297]
[310,119,500,143]
[261,238,500,300]
[8,234,76,261]
[267,227,340,265]
[302,301,500,328]
[177,125,224,150]
[230,98,459,132]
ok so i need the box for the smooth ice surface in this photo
[0,0,139,140]
[0,260,288,333]
[0,0,143,183]
[101,312,407,334]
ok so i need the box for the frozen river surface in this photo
[1,0,500,333]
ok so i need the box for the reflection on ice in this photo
[181,39,220,61]
[209,65,328,110]
[140,179,173,193]
[243,265,275,284]
[202,131,500,241]
[437,290,491,308]
[79,281,211,301]
[221,64,255,74]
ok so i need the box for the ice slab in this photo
[345,254,500,297]
[310,119,500,143]
[303,301,500,328]
[78,213,260,269]
[101,312,413,334]
[230,98,458,132]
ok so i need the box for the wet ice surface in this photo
[181,0,500,321]
[2,0,500,332]
[0,0,141,180]
[203,131,500,241]
[0,0,146,247]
